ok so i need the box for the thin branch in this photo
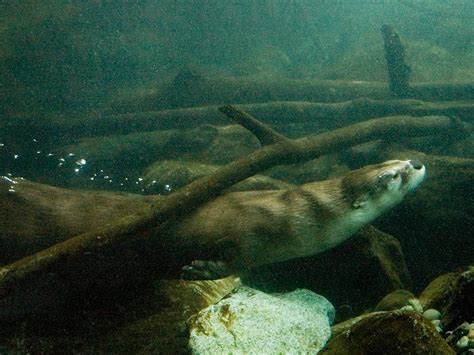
[218,104,288,145]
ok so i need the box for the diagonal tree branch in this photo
[218,104,288,145]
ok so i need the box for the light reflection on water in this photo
[0,138,169,195]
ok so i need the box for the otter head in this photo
[341,159,425,223]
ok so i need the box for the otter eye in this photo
[378,171,401,191]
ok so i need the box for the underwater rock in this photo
[441,266,474,332]
[399,297,424,314]
[419,271,462,312]
[423,308,442,321]
[53,125,218,189]
[188,286,334,354]
[323,311,455,355]
[245,225,412,322]
[196,125,260,165]
[100,276,241,354]
[345,225,412,290]
[373,289,415,312]
[166,65,211,109]
[445,322,474,353]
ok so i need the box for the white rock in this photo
[188,286,334,354]
[399,305,414,312]
[407,298,423,314]
[456,335,469,349]
[423,308,441,321]
[431,319,442,332]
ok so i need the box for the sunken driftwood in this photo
[107,75,474,114]
[2,99,472,144]
[0,110,465,298]
[381,25,411,97]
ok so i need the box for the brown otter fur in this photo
[0,177,157,264]
[1,160,424,278]
[166,160,426,279]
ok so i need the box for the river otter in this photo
[176,159,426,279]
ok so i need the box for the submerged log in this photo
[107,75,474,114]
[0,111,466,299]
[2,99,472,143]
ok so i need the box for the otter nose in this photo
[409,159,423,170]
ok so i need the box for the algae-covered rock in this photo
[55,126,217,178]
[100,276,241,354]
[246,226,412,322]
[441,266,474,332]
[374,289,416,312]
[323,311,455,355]
[188,286,334,354]
[419,272,461,312]
[196,125,260,165]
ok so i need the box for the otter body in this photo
[174,160,426,279]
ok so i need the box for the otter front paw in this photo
[181,260,231,280]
